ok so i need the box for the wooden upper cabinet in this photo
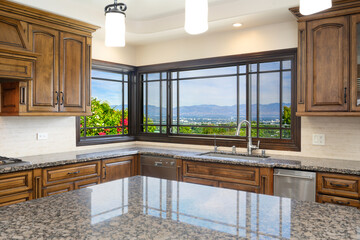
[0,15,29,51]
[0,1,99,116]
[350,14,360,112]
[59,32,86,113]
[307,16,349,112]
[28,25,59,112]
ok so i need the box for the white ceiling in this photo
[10,0,299,45]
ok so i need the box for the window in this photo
[142,72,167,134]
[139,49,300,151]
[77,60,135,146]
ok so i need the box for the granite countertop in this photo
[0,176,359,240]
[1,146,360,176]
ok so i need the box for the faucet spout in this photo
[235,120,259,155]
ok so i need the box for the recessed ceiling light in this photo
[233,23,242,28]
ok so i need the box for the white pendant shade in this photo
[105,12,126,47]
[300,0,332,16]
[185,0,208,35]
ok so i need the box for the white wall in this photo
[135,21,298,66]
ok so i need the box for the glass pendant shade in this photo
[185,0,208,35]
[105,12,126,47]
[300,0,332,15]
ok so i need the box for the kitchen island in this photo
[0,176,359,239]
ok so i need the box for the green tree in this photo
[80,98,128,136]
[282,106,291,125]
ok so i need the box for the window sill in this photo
[76,136,136,147]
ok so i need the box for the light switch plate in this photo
[37,133,48,140]
[312,134,325,146]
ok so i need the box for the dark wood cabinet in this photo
[306,16,349,112]
[0,170,33,207]
[290,0,360,116]
[0,1,98,116]
[182,160,273,195]
[59,32,86,113]
[102,156,136,183]
[28,25,59,113]
[316,172,360,209]
[43,182,74,197]
[42,161,101,197]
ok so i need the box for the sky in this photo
[91,60,292,107]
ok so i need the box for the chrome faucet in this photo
[236,120,260,155]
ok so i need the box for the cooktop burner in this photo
[0,157,28,166]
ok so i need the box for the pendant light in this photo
[300,0,332,16]
[185,0,208,35]
[105,0,127,47]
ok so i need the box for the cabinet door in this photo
[102,156,134,183]
[59,32,86,113]
[43,183,74,197]
[351,14,360,111]
[307,16,349,112]
[28,25,59,112]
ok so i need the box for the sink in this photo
[200,152,270,161]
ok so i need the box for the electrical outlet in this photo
[312,134,325,146]
[37,133,48,140]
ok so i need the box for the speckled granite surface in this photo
[0,176,359,240]
[1,146,360,176]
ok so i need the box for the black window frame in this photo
[76,59,136,146]
[137,49,300,151]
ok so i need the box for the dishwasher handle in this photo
[274,173,314,180]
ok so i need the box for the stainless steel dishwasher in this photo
[274,168,316,202]
[140,155,177,180]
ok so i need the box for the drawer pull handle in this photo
[331,199,350,205]
[330,183,349,188]
[154,162,163,166]
[67,171,80,175]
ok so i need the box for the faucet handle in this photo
[256,140,260,149]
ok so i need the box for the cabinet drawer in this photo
[74,177,100,190]
[43,161,101,186]
[0,171,32,196]
[317,173,360,199]
[317,194,360,208]
[183,161,259,186]
[219,181,260,193]
[43,183,74,197]
[183,177,218,187]
[0,56,33,79]
[0,191,33,207]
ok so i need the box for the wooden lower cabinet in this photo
[0,191,33,207]
[317,194,360,208]
[43,183,74,197]
[75,177,100,189]
[0,170,33,207]
[183,176,218,187]
[102,156,136,183]
[316,172,360,208]
[182,160,273,195]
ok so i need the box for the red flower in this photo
[105,129,110,132]
[80,124,83,128]
[124,118,128,126]
[99,132,106,136]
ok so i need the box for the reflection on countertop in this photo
[0,146,360,175]
[0,176,359,239]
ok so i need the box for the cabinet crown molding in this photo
[0,0,100,34]
[290,0,360,20]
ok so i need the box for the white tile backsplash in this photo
[0,116,359,161]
